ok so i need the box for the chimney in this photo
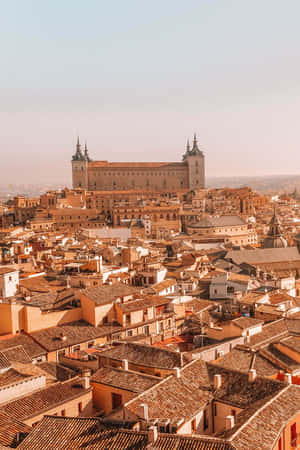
[148,426,158,443]
[81,369,91,389]
[141,403,149,421]
[122,359,129,371]
[214,374,222,390]
[248,369,257,382]
[174,367,180,378]
[225,415,235,430]
[285,373,292,384]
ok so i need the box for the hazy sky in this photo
[1,0,300,184]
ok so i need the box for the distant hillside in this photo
[206,175,300,194]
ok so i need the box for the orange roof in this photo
[89,161,184,168]
[152,335,187,347]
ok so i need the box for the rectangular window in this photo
[72,345,81,353]
[57,349,66,362]
[126,329,133,337]
[143,325,150,336]
[204,409,209,430]
[191,419,196,433]
[78,402,83,414]
[111,393,122,410]
[125,314,131,325]
[61,410,66,416]
[112,333,121,340]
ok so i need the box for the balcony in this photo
[155,310,173,320]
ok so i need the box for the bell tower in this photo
[72,137,89,189]
[183,134,205,189]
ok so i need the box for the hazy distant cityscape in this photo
[2,174,300,201]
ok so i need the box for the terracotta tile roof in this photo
[227,385,300,449]
[0,377,91,421]
[30,320,121,352]
[125,360,213,424]
[83,284,140,306]
[89,161,183,168]
[116,297,156,313]
[248,319,288,349]
[253,260,300,277]
[261,345,300,372]
[0,345,32,364]
[91,367,159,393]
[237,292,266,305]
[184,299,217,313]
[0,368,32,389]
[213,346,280,377]
[0,353,10,371]
[18,416,235,449]
[284,318,300,335]
[117,296,171,313]
[226,247,300,265]
[100,342,187,369]
[228,273,250,284]
[232,317,263,330]
[268,292,294,305]
[37,362,76,381]
[207,363,284,409]
[0,334,45,359]
[278,335,300,354]
[151,279,177,292]
[0,411,30,448]
[190,216,246,229]
[26,288,78,311]
[19,276,54,294]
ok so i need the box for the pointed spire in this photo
[186,139,190,152]
[72,136,85,161]
[76,136,82,153]
[82,140,92,162]
[192,133,199,151]
[84,141,89,161]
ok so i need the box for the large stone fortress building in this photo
[72,135,205,191]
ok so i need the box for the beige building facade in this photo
[72,135,205,191]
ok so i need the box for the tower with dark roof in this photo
[182,133,205,189]
[262,209,287,249]
[84,142,92,162]
[71,137,88,189]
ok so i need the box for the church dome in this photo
[262,235,288,248]
[262,210,288,249]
